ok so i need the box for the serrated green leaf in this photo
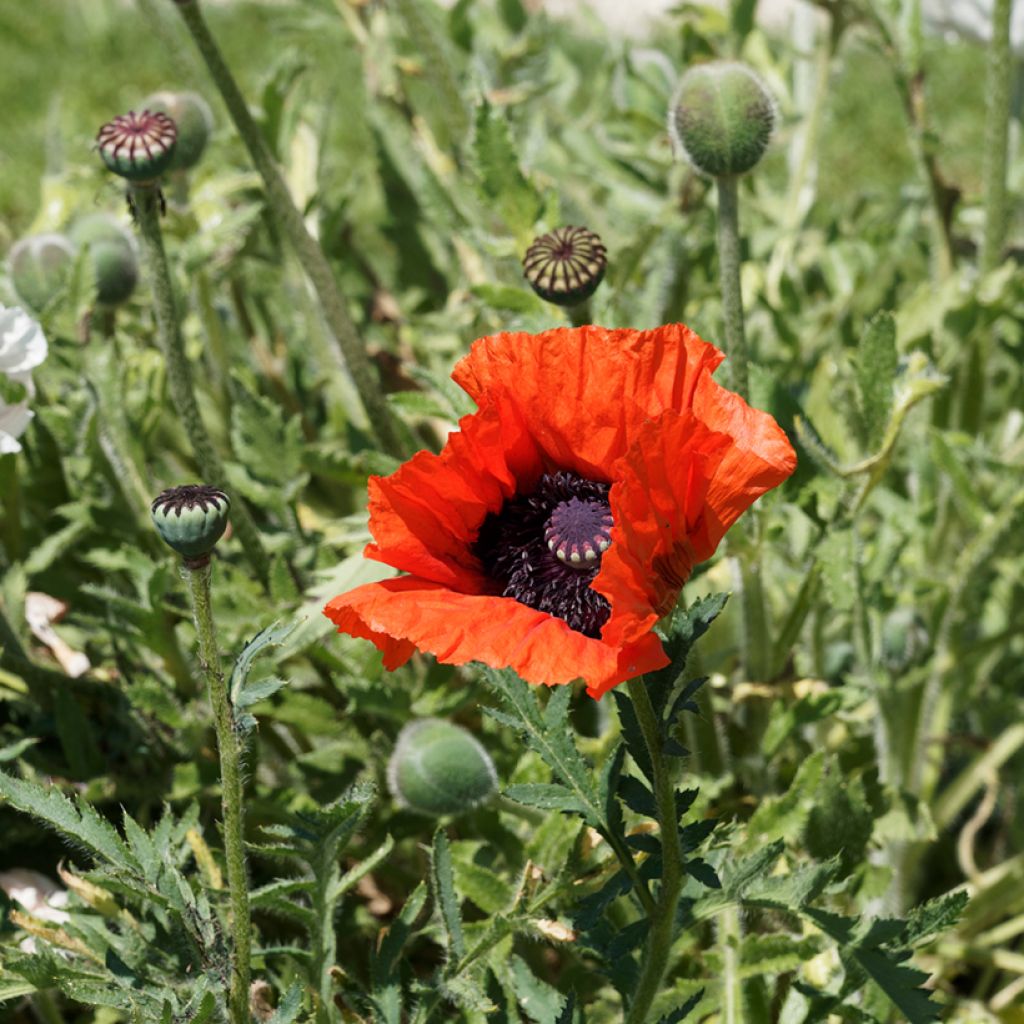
[0,773,137,873]
[473,99,541,236]
[483,669,602,829]
[229,620,297,708]
[504,782,586,814]
[505,954,567,1024]
[431,828,465,961]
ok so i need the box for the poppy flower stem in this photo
[172,0,407,461]
[183,561,251,1024]
[715,174,750,400]
[130,184,270,586]
[624,677,685,1024]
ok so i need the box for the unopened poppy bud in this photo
[669,61,775,177]
[881,607,930,672]
[523,226,607,307]
[69,214,138,307]
[8,234,76,313]
[97,110,178,183]
[151,484,230,565]
[387,719,497,817]
[142,92,213,172]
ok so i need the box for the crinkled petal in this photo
[596,411,733,650]
[0,306,47,376]
[365,399,544,589]
[451,324,722,479]
[691,371,797,553]
[325,577,668,694]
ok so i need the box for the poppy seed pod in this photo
[387,719,498,817]
[69,214,138,307]
[97,110,178,183]
[669,62,775,177]
[523,226,607,307]
[8,234,77,313]
[151,485,230,565]
[142,91,213,172]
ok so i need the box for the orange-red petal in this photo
[364,398,544,587]
[451,324,723,480]
[324,577,669,695]
[596,411,734,650]
[691,370,797,553]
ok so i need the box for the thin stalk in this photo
[130,183,269,585]
[184,561,251,1024]
[959,0,1014,433]
[715,174,749,399]
[784,19,842,229]
[720,905,744,1024]
[624,678,685,1024]
[172,0,406,460]
[981,0,1013,274]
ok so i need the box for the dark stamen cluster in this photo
[474,472,613,638]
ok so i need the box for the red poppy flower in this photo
[324,324,796,698]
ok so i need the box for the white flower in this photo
[0,304,48,454]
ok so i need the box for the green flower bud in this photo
[523,226,607,307]
[387,719,497,817]
[881,608,930,673]
[669,61,775,177]
[142,91,214,172]
[97,110,178,183]
[8,233,76,313]
[151,484,230,565]
[68,214,138,307]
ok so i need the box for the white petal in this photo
[0,401,33,453]
[0,305,48,375]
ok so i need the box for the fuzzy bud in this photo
[8,234,76,313]
[669,61,775,177]
[523,226,607,307]
[97,110,178,183]
[142,92,214,172]
[69,214,139,307]
[881,608,930,673]
[151,484,230,565]
[387,719,497,817]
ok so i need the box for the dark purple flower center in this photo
[474,471,613,638]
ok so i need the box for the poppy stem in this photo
[183,560,252,1024]
[715,174,750,400]
[172,0,407,461]
[130,183,270,586]
[624,677,684,1024]
[959,0,1014,433]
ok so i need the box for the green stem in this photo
[720,905,744,1024]
[981,0,1013,274]
[624,678,685,1024]
[715,174,749,400]
[130,183,269,586]
[784,20,841,230]
[172,0,406,460]
[184,561,251,1024]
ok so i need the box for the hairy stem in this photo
[624,678,685,1024]
[130,184,269,585]
[172,0,406,460]
[715,174,749,400]
[184,562,251,1024]
[981,0,1013,274]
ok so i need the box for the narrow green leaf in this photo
[431,829,465,961]
[855,312,898,449]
